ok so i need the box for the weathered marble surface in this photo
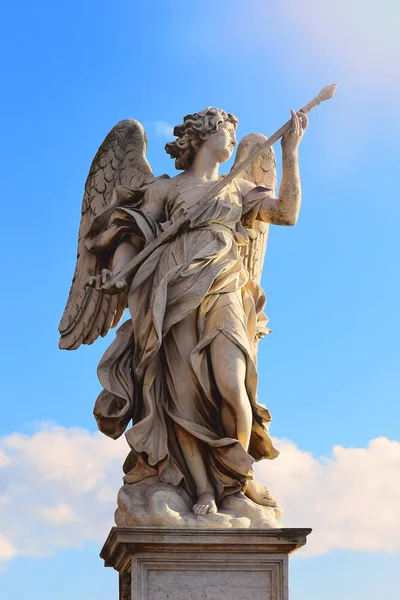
[101,527,312,600]
[146,564,272,600]
[115,478,282,529]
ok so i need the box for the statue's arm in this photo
[240,111,308,227]
[260,144,301,226]
[87,178,169,294]
[109,180,169,288]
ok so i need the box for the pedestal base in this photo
[101,527,311,600]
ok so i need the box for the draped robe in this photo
[90,179,279,502]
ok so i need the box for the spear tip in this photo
[319,83,338,102]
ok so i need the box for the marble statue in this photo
[59,88,336,528]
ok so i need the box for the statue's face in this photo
[203,121,237,163]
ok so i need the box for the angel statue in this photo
[59,106,308,527]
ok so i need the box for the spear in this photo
[102,84,337,292]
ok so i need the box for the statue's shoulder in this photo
[142,175,173,221]
[142,174,171,201]
[146,174,173,195]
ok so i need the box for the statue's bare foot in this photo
[245,479,277,507]
[192,492,218,516]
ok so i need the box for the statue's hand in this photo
[86,269,127,295]
[281,110,308,153]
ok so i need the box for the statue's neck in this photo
[188,148,220,182]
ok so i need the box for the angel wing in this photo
[59,119,154,350]
[231,133,277,285]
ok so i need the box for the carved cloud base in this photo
[115,478,283,529]
[101,527,312,600]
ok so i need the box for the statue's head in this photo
[165,107,238,170]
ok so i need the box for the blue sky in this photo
[1,1,399,598]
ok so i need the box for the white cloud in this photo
[239,0,400,89]
[154,120,174,138]
[0,451,10,467]
[38,503,81,524]
[281,0,400,85]
[0,426,127,561]
[255,436,400,556]
[0,425,399,564]
[0,535,16,560]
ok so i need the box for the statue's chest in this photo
[166,180,242,217]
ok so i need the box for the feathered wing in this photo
[59,120,154,350]
[232,133,277,285]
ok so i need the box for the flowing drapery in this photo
[92,181,278,501]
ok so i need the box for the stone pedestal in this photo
[101,527,311,600]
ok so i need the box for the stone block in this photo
[101,527,311,600]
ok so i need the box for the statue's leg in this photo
[174,424,217,516]
[164,310,217,516]
[221,403,236,438]
[210,333,277,508]
[209,332,252,449]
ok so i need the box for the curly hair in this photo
[165,107,238,171]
